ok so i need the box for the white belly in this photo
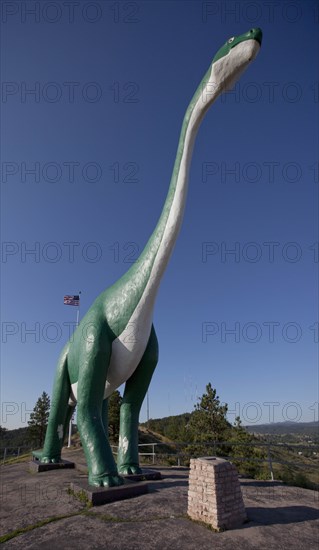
[103,312,153,398]
[70,305,153,404]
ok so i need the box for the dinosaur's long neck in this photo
[104,65,221,335]
[143,78,214,283]
[137,67,220,283]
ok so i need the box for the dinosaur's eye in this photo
[228,37,235,43]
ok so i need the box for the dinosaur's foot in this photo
[41,456,62,464]
[118,464,143,475]
[88,473,124,488]
[32,450,61,463]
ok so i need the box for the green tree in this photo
[28,391,50,447]
[108,390,122,442]
[0,426,7,436]
[186,383,230,457]
[231,416,267,478]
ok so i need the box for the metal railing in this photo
[2,440,318,483]
[1,446,32,464]
[111,440,319,481]
[110,443,158,465]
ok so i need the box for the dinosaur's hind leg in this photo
[117,325,159,475]
[33,345,71,463]
[76,330,123,487]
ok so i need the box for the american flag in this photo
[64,295,80,306]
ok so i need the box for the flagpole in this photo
[76,291,81,327]
[67,291,81,448]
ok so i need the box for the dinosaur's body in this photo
[35,28,262,487]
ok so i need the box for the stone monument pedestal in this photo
[187,457,247,531]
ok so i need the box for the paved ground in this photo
[0,448,318,549]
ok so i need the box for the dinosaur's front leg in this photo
[118,325,158,475]
[77,331,123,487]
[33,345,71,463]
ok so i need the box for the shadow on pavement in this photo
[243,480,285,488]
[149,480,189,491]
[245,505,319,526]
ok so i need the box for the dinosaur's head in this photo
[210,28,262,93]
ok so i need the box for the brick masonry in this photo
[187,457,247,531]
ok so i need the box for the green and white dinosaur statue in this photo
[34,28,262,487]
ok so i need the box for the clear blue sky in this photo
[1,0,318,430]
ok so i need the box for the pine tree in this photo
[185,383,231,457]
[28,391,50,447]
[231,416,267,478]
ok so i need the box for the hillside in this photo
[0,426,32,451]
[140,415,319,489]
[142,416,319,440]
[245,421,319,439]
[140,413,192,441]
